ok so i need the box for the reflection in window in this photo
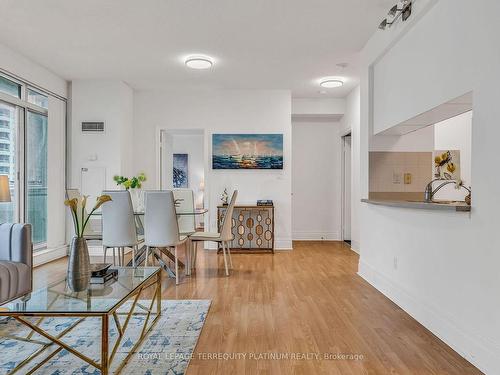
[0,101,17,224]
[0,76,21,98]
[26,111,48,245]
[27,88,48,109]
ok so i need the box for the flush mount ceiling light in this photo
[319,78,344,88]
[185,55,214,69]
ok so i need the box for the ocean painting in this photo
[212,134,283,170]
[173,153,189,187]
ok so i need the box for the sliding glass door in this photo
[0,101,20,223]
[0,74,50,248]
[26,111,48,244]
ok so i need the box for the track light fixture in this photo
[388,5,400,17]
[378,1,412,30]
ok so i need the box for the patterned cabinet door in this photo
[217,206,274,252]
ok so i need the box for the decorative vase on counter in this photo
[67,237,91,292]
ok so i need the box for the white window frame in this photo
[0,72,49,250]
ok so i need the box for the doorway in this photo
[159,129,206,227]
[341,133,351,245]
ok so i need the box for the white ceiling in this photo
[0,0,394,98]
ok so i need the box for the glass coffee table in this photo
[0,267,162,375]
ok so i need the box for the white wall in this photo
[69,80,134,190]
[433,111,472,201]
[340,86,360,252]
[292,98,345,116]
[133,89,292,249]
[0,42,67,98]
[292,121,341,240]
[370,125,434,152]
[357,1,500,373]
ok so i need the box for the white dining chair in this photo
[66,189,102,241]
[172,188,197,272]
[189,190,238,276]
[102,190,141,267]
[144,190,187,285]
[172,189,196,235]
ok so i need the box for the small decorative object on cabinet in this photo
[65,194,112,291]
[217,204,274,253]
[220,188,229,205]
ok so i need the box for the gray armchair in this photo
[0,223,33,304]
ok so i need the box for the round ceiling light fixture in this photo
[319,78,344,88]
[185,55,214,70]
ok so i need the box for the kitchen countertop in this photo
[361,198,471,212]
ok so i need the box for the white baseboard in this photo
[292,231,340,241]
[358,259,499,375]
[275,239,293,250]
[350,240,360,254]
[204,239,293,250]
[33,245,68,267]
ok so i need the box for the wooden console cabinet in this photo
[217,205,275,253]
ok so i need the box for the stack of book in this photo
[257,200,274,206]
[90,268,118,284]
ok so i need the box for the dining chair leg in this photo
[145,246,150,267]
[193,241,198,269]
[221,241,229,276]
[132,245,136,267]
[112,247,116,266]
[103,246,108,264]
[175,246,179,285]
[185,240,191,276]
[226,241,233,269]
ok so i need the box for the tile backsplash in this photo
[369,152,432,194]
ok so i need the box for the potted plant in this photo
[113,173,146,211]
[65,194,112,291]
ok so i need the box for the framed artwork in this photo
[212,134,283,170]
[433,150,460,180]
[173,153,189,188]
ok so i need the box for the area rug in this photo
[0,299,211,374]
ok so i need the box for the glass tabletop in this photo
[90,208,208,216]
[0,267,160,315]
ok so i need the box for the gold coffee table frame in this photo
[1,269,162,375]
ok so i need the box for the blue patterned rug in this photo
[0,300,211,374]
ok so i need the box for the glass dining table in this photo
[91,208,208,278]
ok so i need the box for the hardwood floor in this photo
[33,241,482,375]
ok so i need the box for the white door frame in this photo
[340,130,351,242]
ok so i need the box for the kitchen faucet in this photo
[424,179,471,203]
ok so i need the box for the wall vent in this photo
[82,121,105,133]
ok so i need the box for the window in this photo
[0,76,21,98]
[0,73,62,251]
[0,108,11,116]
[27,88,48,109]
[0,101,18,224]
